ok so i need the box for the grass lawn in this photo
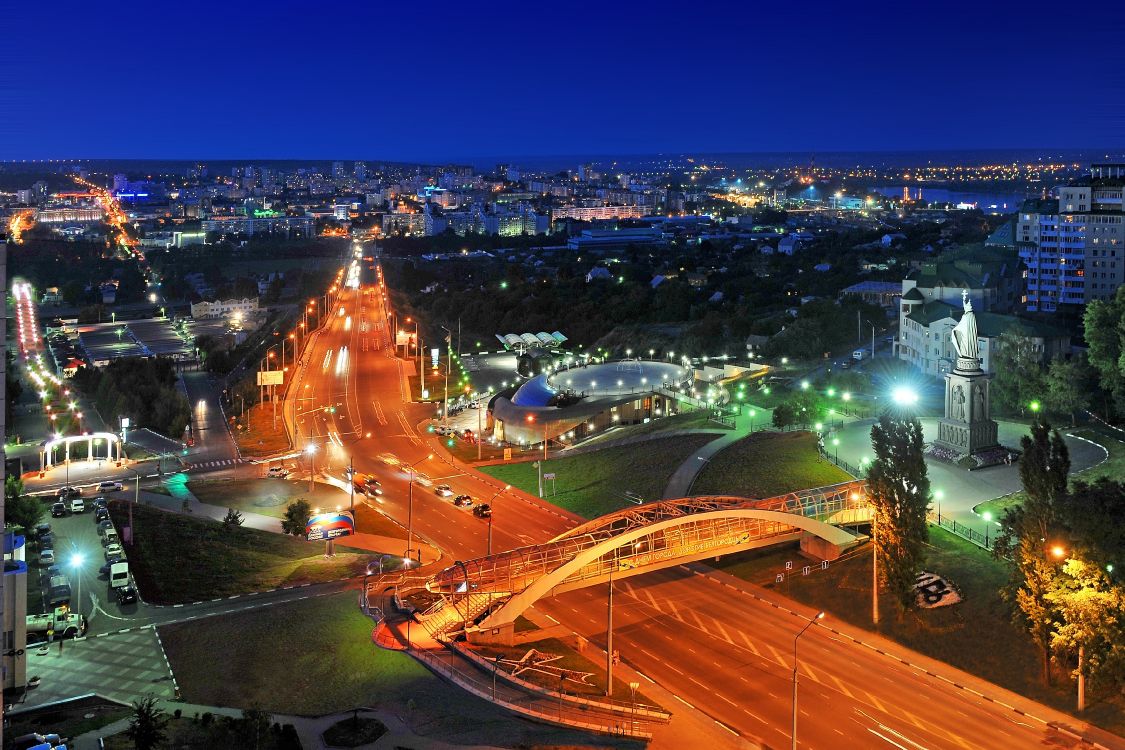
[188,477,407,539]
[469,636,657,706]
[160,593,522,734]
[108,502,372,604]
[691,431,851,498]
[5,697,130,743]
[580,409,723,445]
[711,526,1125,732]
[479,434,715,518]
[974,424,1120,520]
[232,403,291,456]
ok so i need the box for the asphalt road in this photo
[279,266,1123,749]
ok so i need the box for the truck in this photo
[26,607,87,640]
[47,575,72,608]
[109,561,130,590]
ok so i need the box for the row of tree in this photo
[994,422,1125,702]
[73,357,191,440]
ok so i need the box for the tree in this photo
[281,499,311,537]
[6,477,44,534]
[1084,286,1125,418]
[1060,478,1125,577]
[1044,356,1092,426]
[126,695,170,750]
[1045,559,1125,702]
[223,508,244,530]
[771,402,797,430]
[993,420,1071,684]
[991,327,1047,416]
[866,415,931,613]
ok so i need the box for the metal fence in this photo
[930,510,995,551]
[818,446,865,478]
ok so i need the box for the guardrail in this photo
[411,646,654,739]
[930,510,995,551]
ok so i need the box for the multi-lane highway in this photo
[280,247,1121,750]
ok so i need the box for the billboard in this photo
[305,510,355,541]
[257,370,284,386]
[396,332,415,348]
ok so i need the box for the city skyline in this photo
[3,1,1124,161]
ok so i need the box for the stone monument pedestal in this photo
[935,356,999,457]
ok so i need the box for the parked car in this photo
[56,486,81,500]
[267,467,290,478]
[92,496,108,510]
[852,349,866,361]
[39,548,56,566]
[453,494,474,508]
[34,523,51,539]
[51,502,67,518]
[95,508,110,523]
[472,503,492,519]
[433,484,454,498]
[67,496,85,513]
[97,481,124,492]
[104,542,123,560]
[114,585,138,605]
[100,555,124,576]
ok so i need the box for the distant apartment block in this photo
[201,215,314,239]
[190,297,259,320]
[1017,163,1125,312]
[551,205,649,222]
[35,206,104,224]
[566,227,665,251]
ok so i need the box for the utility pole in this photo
[872,513,879,625]
[606,568,615,697]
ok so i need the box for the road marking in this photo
[831,674,856,700]
[766,643,788,667]
[671,694,695,709]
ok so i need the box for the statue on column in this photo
[951,289,980,362]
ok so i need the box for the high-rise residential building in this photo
[112,173,128,193]
[354,162,367,182]
[1,235,26,708]
[1017,163,1125,312]
[332,161,346,180]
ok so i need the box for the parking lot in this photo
[28,488,141,628]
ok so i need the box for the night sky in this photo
[2,0,1123,160]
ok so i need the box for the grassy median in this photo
[479,433,715,518]
[690,431,851,497]
[159,592,587,746]
[109,502,371,603]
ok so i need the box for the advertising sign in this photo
[305,510,355,541]
[257,370,284,386]
[396,332,415,348]
[431,347,440,368]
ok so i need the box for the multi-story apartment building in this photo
[1017,163,1125,312]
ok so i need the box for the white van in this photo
[67,496,85,513]
[98,481,124,492]
[852,349,866,361]
[109,561,130,589]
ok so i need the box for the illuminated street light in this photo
[1051,545,1066,559]
[891,387,919,406]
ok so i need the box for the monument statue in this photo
[951,290,980,362]
[936,289,999,458]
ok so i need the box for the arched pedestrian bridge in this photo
[384,480,871,643]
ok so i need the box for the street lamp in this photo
[69,552,85,619]
[791,611,825,750]
[891,386,919,407]
[486,485,511,556]
[305,444,318,491]
[406,454,434,564]
[832,437,839,462]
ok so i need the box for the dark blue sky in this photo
[3,0,1123,161]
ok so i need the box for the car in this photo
[35,523,51,539]
[114,585,138,605]
[104,542,123,559]
[267,467,290,478]
[56,486,81,500]
[92,496,108,510]
[363,476,381,488]
[453,494,474,507]
[433,484,454,497]
[39,549,55,566]
[51,502,67,518]
[473,504,493,519]
[852,349,866,361]
[839,360,853,370]
[100,555,124,576]
[37,532,54,549]
[97,481,123,492]
[95,508,110,523]
[46,564,61,578]
[67,497,85,513]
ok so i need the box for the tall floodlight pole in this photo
[792,611,825,750]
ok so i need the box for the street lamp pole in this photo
[791,611,825,750]
[406,454,433,564]
[606,566,615,696]
[872,511,879,625]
